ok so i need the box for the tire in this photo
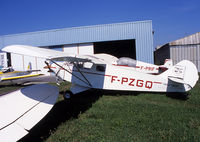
[63,90,73,100]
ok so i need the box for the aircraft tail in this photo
[160,60,199,88]
[27,62,32,70]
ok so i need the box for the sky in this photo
[0,0,199,47]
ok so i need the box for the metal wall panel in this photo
[0,20,154,63]
[0,37,3,48]
[170,45,200,72]
[0,52,7,67]
[135,21,154,63]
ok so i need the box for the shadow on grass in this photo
[19,90,102,142]
[165,92,189,100]
[101,90,140,96]
[102,89,189,101]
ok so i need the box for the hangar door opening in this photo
[94,39,136,59]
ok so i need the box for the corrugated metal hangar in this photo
[154,32,200,72]
[0,20,154,68]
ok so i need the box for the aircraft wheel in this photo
[63,90,73,100]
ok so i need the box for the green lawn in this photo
[2,81,200,142]
[0,85,23,95]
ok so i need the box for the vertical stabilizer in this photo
[27,62,32,70]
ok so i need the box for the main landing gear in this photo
[63,90,73,100]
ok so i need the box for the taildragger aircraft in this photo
[0,45,198,141]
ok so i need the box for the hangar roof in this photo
[169,32,200,46]
[156,32,200,51]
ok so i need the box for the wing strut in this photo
[49,60,92,87]
[72,63,92,87]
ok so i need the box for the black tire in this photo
[63,90,73,100]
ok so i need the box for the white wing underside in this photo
[2,45,73,59]
[2,45,107,64]
[0,84,59,142]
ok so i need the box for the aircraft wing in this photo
[2,45,74,59]
[0,84,59,142]
[0,73,43,81]
[2,45,108,64]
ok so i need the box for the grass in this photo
[1,81,200,142]
[0,84,23,95]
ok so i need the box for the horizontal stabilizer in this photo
[168,76,186,84]
[0,84,59,142]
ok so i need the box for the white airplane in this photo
[0,45,199,141]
